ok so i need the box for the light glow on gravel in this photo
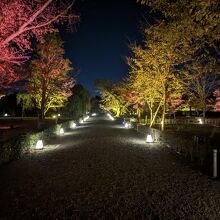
[107,113,115,121]
[83,116,89,121]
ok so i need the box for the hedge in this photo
[0,120,74,166]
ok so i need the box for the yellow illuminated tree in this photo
[127,0,220,130]
[127,32,183,131]
[30,34,75,119]
[16,93,35,117]
[95,80,129,117]
[126,46,161,123]
[138,0,220,56]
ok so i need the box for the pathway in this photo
[0,115,220,219]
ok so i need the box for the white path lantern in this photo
[71,122,76,128]
[59,128,64,135]
[36,140,43,150]
[146,134,153,143]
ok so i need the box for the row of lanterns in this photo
[35,117,90,150]
[36,115,154,150]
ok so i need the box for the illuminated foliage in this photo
[0,94,6,100]
[179,56,218,118]
[0,0,78,88]
[214,89,220,112]
[127,36,183,130]
[127,0,220,129]
[30,34,75,119]
[138,0,220,47]
[96,80,129,117]
[16,93,35,117]
[125,91,144,119]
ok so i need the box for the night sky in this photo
[61,0,149,95]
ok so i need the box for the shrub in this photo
[0,120,74,166]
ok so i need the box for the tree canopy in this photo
[65,84,91,120]
[30,34,75,119]
[0,0,78,89]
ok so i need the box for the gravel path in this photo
[0,115,220,219]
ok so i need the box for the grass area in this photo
[151,124,220,145]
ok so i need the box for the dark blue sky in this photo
[61,0,149,95]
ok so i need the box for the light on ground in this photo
[107,113,114,121]
[92,113,97,116]
[84,116,89,121]
[36,140,43,150]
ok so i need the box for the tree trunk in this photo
[21,104,24,118]
[40,105,45,120]
[138,109,141,120]
[136,109,141,121]
[161,94,166,131]
[202,100,206,121]
[150,100,162,127]
[150,108,153,125]
[145,115,148,124]
[202,107,206,122]
[40,85,46,120]
[116,108,120,117]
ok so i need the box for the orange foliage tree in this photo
[30,34,75,119]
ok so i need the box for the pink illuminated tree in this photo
[214,89,220,112]
[0,0,78,89]
[168,98,184,114]
[126,91,144,119]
